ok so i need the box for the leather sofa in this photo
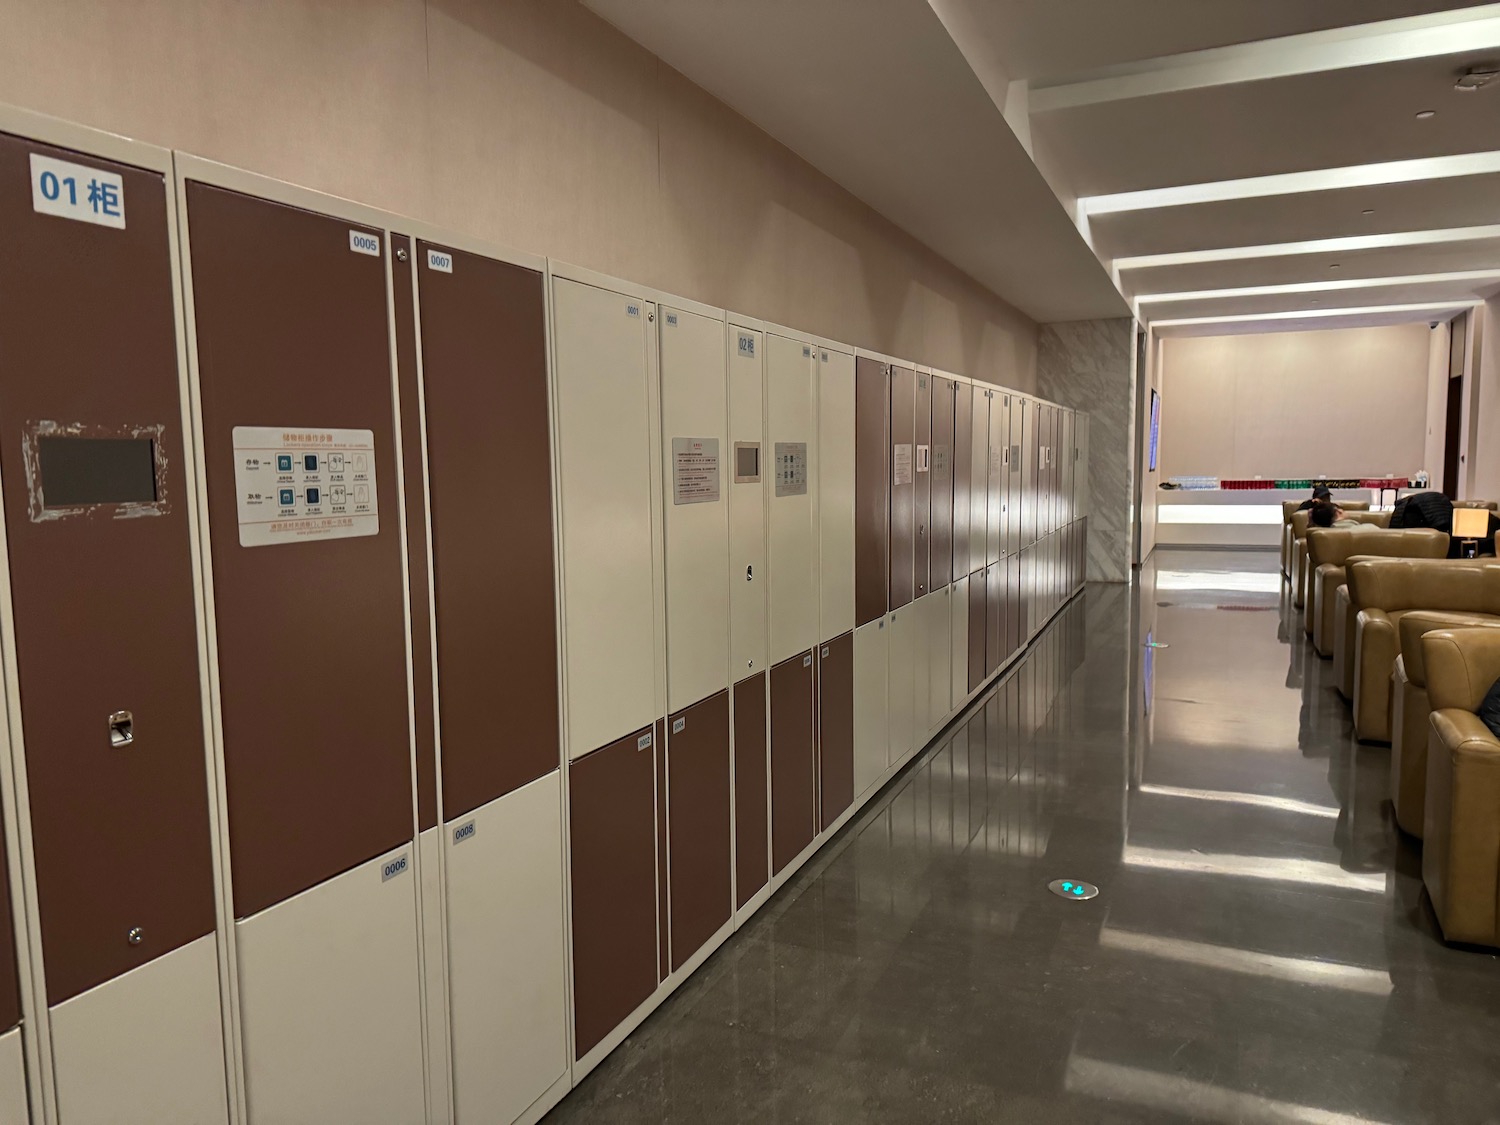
[1392,611,1500,837]
[1347,558,1495,743]
[1281,499,1371,579]
[1420,627,1500,947]
[1454,500,1500,510]
[1291,508,1388,609]
[1305,527,1448,654]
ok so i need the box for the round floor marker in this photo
[1048,879,1099,900]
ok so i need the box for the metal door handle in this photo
[109,711,134,748]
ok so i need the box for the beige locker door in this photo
[659,305,730,713]
[852,619,889,799]
[887,605,916,766]
[728,324,767,681]
[817,347,856,644]
[987,393,1004,566]
[765,334,817,665]
[553,278,661,757]
[968,390,989,576]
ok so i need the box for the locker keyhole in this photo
[746,564,753,582]
[108,710,134,748]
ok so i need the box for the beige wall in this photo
[0,0,1037,389]
[1159,324,1430,481]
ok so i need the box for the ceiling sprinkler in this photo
[1454,65,1500,91]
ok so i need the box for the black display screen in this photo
[38,436,157,508]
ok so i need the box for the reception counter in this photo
[1155,488,1406,548]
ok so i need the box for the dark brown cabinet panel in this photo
[733,673,767,908]
[913,371,931,598]
[952,383,972,585]
[667,693,731,972]
[0,813,19,1031]
[414,241,558,821]
[986,559,1003,677]
[889,365,915,611]
[930,378,954,592]
[655,719,668,982]
[187,181,414,920]
[968,574,987,693]
[391,235,438,833]
[770,652,816,874]
[569,726,659,1058]
[818,633,854,829]
[1,135,216,1003]
[854,359,889,628]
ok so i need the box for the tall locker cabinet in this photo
[551,273,664,1064]
[0,119,230,1125]
[816,346,855,830]
[404,235,568,1124]
[728,321,768,912]
[658,303,732,972]
[180,162,424,1122]
[765,334,817,877]
[950,380,973,711]
[851,359,889,801]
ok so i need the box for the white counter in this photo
[1155,488,1401,548]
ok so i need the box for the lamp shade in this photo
[1452,507,1490,539]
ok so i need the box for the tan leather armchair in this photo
[1421,627,1500,947]
[1305,527,1447,654]
[1453,500,1499,510]
[1291,508,1387,609]
[1348,558,1495,742]
[1392,611,1500,836]
[1280,499,1370,578]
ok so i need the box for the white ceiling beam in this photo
[1136,270,1500,305]
[1030,5,1500,112]
[1115,225,1500,273]
[1150,300,1480,330]
[1081,151,1500,216]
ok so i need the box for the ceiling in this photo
[583,0,1500,336]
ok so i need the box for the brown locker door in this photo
[985,559,1003,677]
[0,814,19,1031]
[732,673,767,908]
[770,652,816,874]
[185,182,412,919]
[391,236,438,833]
[889,366,915,611]
[1007,555,1022,660]
[986,395,1003,567]
[667,692,731,971]
[951,383,971,586]
[818,633,854,829]
[854,359,889,628]
[1009,402,1025,554]
[415,241,558,820]
[569,725,659,1058]
[967,571,987,693]
[1,135,215,1003]
[930,378,954,592]
[654,719,668,982]
[913,371,931,598]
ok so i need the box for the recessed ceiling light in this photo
[1416,109,1437,119]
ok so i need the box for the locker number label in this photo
[348,230,381,256]
[637,732,653,751]
[672,717,686,734]
[30,154,124,229]
[672,437,720,505]
[382,853,410,882]
[232,426,380,547]
[452,820,476,845]
[426,248,453,273]
[737,332,756,358]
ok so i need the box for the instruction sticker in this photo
[893,443,913,486]
[672,437,720,505]
[774,442,807,497]
[30,154,124,229]
[232,426,379,547]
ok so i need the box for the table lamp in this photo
[1452,506,1489,558]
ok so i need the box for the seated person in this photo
[1297,485,1333,512]
[1308,499,1360,529]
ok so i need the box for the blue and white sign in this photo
[30,154,125,229]
[426,248,453,273]
[348,229,381,257]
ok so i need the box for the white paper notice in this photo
[232,426,379,547]
[672,437,720,505]
[893,443,913,486]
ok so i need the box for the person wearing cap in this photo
[1297,485,1333,512]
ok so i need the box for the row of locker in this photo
[0,104,1088,1124]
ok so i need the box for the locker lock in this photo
[126,927,143,946]
[108,711,134,748]
[395,247,409,262]
[746,564,753,582]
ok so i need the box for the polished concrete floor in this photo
[545,549,1500,1124]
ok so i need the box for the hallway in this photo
[548,550,1500,1124]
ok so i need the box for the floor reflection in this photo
[546,549,1500,1125]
